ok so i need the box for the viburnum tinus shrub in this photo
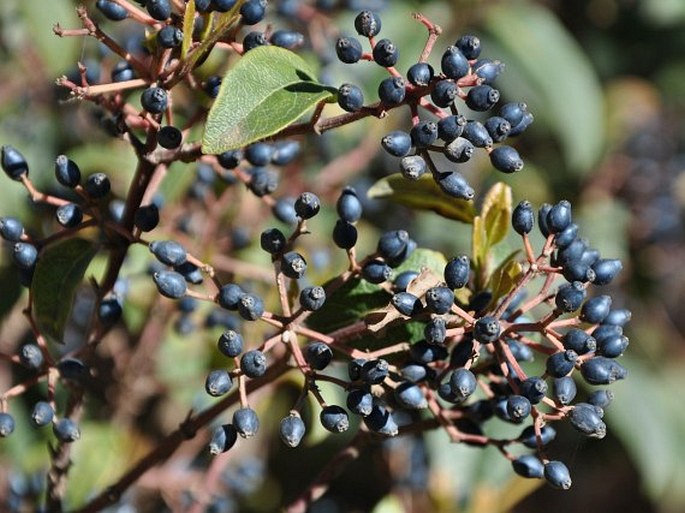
[0,1,629,511]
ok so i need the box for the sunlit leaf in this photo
[481,182,512,248]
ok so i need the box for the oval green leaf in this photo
[481,182,512,248]
[367,173,476,223]
[32,238,98,343]
[202,46,335,154]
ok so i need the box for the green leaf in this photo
[483,3,605,173]
[487,253,523,306]
[31,238,98,343]
[481,182,512,248]
[181,0,196,59]
[202,46,335,153]
[367,173,476,223]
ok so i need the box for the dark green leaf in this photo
[367,173,476,223]
[202,46,335,153]
[32,238,98,343]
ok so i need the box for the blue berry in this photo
[233,408,260,438]
[280,413,306,447]
[399,155,427,180]
[260,227,286,254]
[281,252,307,279]
[336,186,362,223]
[444,137,474,163]
[13,242,38,269]
[425,286,454,314]
[98,296,123,327]
[146,0,171,20]
[218,330,243,357]
[406,62,434,86]
[581,356,627,385]
[462,120,493,148]
[84,173,111,199]
[153,270,187,298]
[591,258,623,286]
[270,30,304,49]
[391,292,422,317]
[401,363,433,382]
[348,358,366,381]
[54,155,81,187]
[484,116,511,143]
[424,317,447,345]
[554,223,578,249]
[240,0,267,24]
[381,130,412,157]
[335,37,363,64]
[393,270,418,292]
[354,10,382,37]
[444,255,470,289]
[0,217,24,242]
[544,460,572,490]
[569,402,606,438]
[56,203,83,228]
[508,111,535,136]
[157,125,182,149]
[333,220,358,249]
[490,145,523,173]
[271,140,300,166]
[506,395,531,422]
[212,0,237,11]
[430,79,457,107]
[519,376,547,404]
[546,200,572,234]
[58,358,90,384]
[0,413,16,437]
[111,60,134,82]
[30,401,54,428]
[580,295,612,324]
[209,424,238,454]
[53,418,80,443]
[372,38,399,67]
[449,368,477,400]
[555,281,586,312]
[205,369,233,397]
[140,86,168,114]
[411,340,448,363]
[305,341,333,370]
[338,84,364,112]
[473,58,504,83]
[507,339,534,362]
[378,76,406,105]
[473,316,500,343]
[466,84,500,111]
[194,0,212,11]
[499,102,527,127]
[562,328,596,354]
[537,203,552,237]
[512,200,534,235]
[245,143,275,167]
[587,389,614,408]
[175,261,203,284]
[320,405,349,433]
[362,259,392,283]
[150,240,187,266]
[157,25,183,48]
[237,293,264,321]
[556,238,587,265]
[19,344,43,370]
[545,350,578,378]
[97,0,129,20]
[519,424,556,448]
[294,192,320,219]
[394,382,427,409]
[597,334,629,358]
[455,35,481,60]
[204,75,222,98]
[376,230,408,260]
[247,166,278,197]
[347,387,373,416]
[410,121,438,149]
[300,286,326,312]
[437,114,466,142]
[441,46,469,79]
[592,324,622,344]
[243,32,266,52]
[241,350,267,378]
[361,358,389,384]
[363,404,398,436]
[134,204,160,232]
[512,455,544,478]
[2,145,29,180]
[603,308,631,327]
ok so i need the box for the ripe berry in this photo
[506,395,531,422]
[444,137,474,163]
[581,356,627,385]
[233,408,260,438]
[449,368,477,400]
[150,240,187,266]
[99,296,123,326]
[462,120,493,148]
[473,316,500,343]
[260,227,286,255]
[194,0,212,12]
[320,405,349,433]
[270,29,304,49]
[378,76,406,105]
[294,192,320,219]
[597,334,629,358]
[153,270,186,298]
[0,413,16,437]
[354,10,382,37]
[444,255,470,289]
[376,230,408,260]
[544,460,572,490]
[512,455,544,479]
[437,114,466,142]
[335,37,363,64]
[247,166,278,197]
[588,389,614,408]
[13,242,38,269]
[399,155,427,180]
[519,424,557,448]
[2,145,29,180]
[425,286,454,314]
[430,79,457,107]
[562,328,596,354]
[381,130,412,157]
[424,317,447,345]
[361,358,389,384]
[545,350,578,378]
[111,60,134,82]
[204,75,222,98]
[134,204,160,232]
[554,223,579,249]
[473,58,504,83]
[333,220,358,249]
[205,370,233,397]
[146,0,171,20]
[157,125,182,149]
[19,344,43,370]
[243,31,269,52]
[580,295,612,324]
[157,25,183,48]
[509,111,535,136]
[499,102,527,127]
[372,38,399,67]
[218,330,243,358]
[407,62,434,86]
[455,35,481,60]
[347,388,373,416]
[245,143,275,167]
[537,203,552,237]
[603,308,632,326]
[512,200,534,235]
[569,402,606,438]
[53,418,81,443]
[362,259,392,283]
[466,84,500,111]
[280,413,306,447]
[411,340,448,363]
[490,145,524,173]
[84,173,111,199]
[305,342,333,370]
[546,200,572,234]
[140,87,168,114]
[393,270,418,292]
[241,350,267,378]
[281,252,307,280]
[363,404,398,436]
[391,292,422,317]
[97,0,129,20]
[240,0,267,25]
[441,46,469,79]
[555,281,586,312]
[209,424,238,454]
[31,401,54,428]
[212,0,237,11]
[237,293,264,321]
[394,382,427,409]
[336,186,362,223]
[300,286,326,312]
[0,217,24,242]
[591,259,623,286]
[520,376,548,404]
[338,83,364,112]
[484,116,511,143]
[55,155,81,187]
[410,121,438,149]
[56,203,83,228]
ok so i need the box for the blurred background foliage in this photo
[1,0,685,512]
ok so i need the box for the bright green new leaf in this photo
[32,238,99,343]
[202,46,335,154]
[367,173,476,223]
[481,182,512,248]
[487,254,523,306]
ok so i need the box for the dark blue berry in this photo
[512,200,534,235]
[378,76,406,105]
[473,58,504,83]
[569,402,606,438]
[519,376,547,404]
[153,270,186,298]
[53,418,80,442]
[218,330,243,357]
[410,121,438,149]
[299,286,326,312]
[391,292,422,317]
[411,341,448,363]
[562,328,596,354]
[554,223,578,249]
[97,0,129,20]
[431,79,457,107]
[363,404,398,436]
[134,204,160,232]
[425,286,453,314]
[281,252,307,279]
[462,120,493,148]
[508,111,535,137]
[507,339,534,362]
[260,227,286,254]
[212,0,237,11]
[545,350,578,378]
[56,203,83,228]
[437,114,466,142]
[150,240,187,266]
[512,455,544,478]
[377,229,409,259]
[401,363,434,382]
[546,200,572,234]
[98,296,123,326]
[596,334,629,358]
[338,83,364,112]
[205,369,233,397]
[441,46,469,79]
[84,173,111,199]
[444,137,474,163]
[0,413,15,437]
[233,408,260,438]
[354,10,382,37]
[140,86,168,114]
[111,60,134,82]
[240,0,267,24]
[335,37,363,64]
[537,203,552,237]
[271,140,300,166]
[348,358,366,381]
[372,38,399,67]
[0,217,23,242]
[146,0,171,20]
[556,238,587,266]
[544,461,572,490]
[216,149,242,171]
[580,295,612,324]
[506,395,531,421]
[603,308,631,327]
[519,424,556,448]
[280,413,306,447]
[30,401,54,428]
[305,341,333,370]
[13,242,38,269]
[270,29,304,49]
[591,259,623,286]
[194,0,212,12]
[399,155,427,180]
[347,387,373,416]
[424,317,447,345]
[444,255,470,289]
[333,219,358,249]
[19,344,43,370]
[241,350,267,378]
[449,368,477,400]
[587,389,614,408]
[361,358,389,384]
[581,356,627,385]
[54,155,81,187]
[204,75,222,98]
[555,281,586,312]
[237,293,264,321]
[362,259,392,283]
[455,35,481,59]
[499,102,527,127]
[175,261,203,284]
[157,125,183,149]
[466,84,500,111]
[435,171,475,200]
[407,62,434,86]
[394,270,418,292]
[381,130,411,157]
[294,192,320,219]
[247,166,278,197]
[320,405,349,433]
[2,145,29,180]
[490,145,523,173]
[157,25,183,48]
[473,316,500,343]
[484,116,511,143]
[273,197,298,224]
[209,424,238,454]
[336,187,362,223]
[245,143,275,167]
[243,30,268,52]
[394,382,427,409]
